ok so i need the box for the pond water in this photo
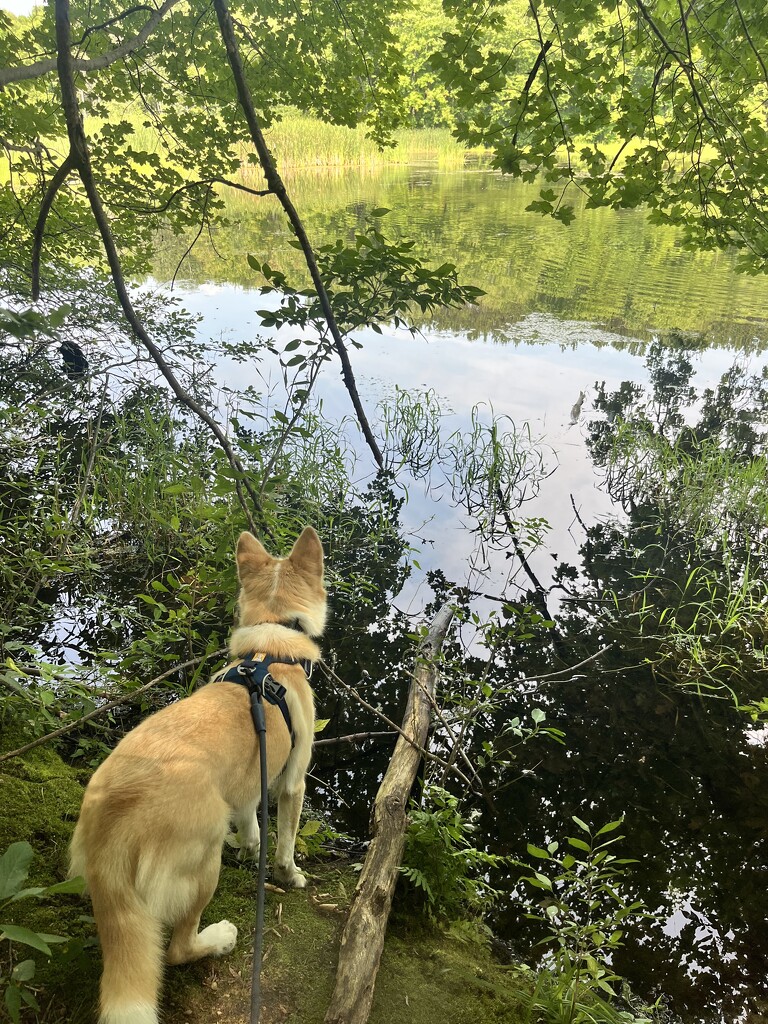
[154,165,768,610]
[148,165,768,1024]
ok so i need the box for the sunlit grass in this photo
[241,109,488,173]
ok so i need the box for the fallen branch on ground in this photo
[324,603,454,1024]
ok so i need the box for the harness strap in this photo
[217,652,312,745]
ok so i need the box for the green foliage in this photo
[519,966,659,1024]
[581,343,768,708]
[516,818,651,1024]
[249,214,484,336]
[0,842,84,1023]
[401,787,507,923]
[431,0,768,269]
[294,817,351,860]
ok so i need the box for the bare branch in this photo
[212,0,385,470]
[0,650,226,764]
[512,38,552,146]
[0,0,181,87]
[31,152,76,300]
[317,658,476,791]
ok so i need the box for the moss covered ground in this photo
[0,737,527,1024]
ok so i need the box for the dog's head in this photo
[235,527,327,637]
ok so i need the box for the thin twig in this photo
[317,660,476,792]
[314,730,396,748]
[0,649,227,764]
[533,644,613,682]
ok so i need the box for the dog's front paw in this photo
[199,920,238,957]
[273,863,307,889]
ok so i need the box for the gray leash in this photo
[248,683,269,1024]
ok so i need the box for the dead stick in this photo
[324,603,453,1024]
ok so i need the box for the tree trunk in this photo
[324,603,454,1024]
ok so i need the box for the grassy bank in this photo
[0,738,526,1024]
[253,109,488,170]
[89,105,488,176]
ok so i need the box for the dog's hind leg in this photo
[165,852,237,966]
[273,779,307,888]
[234,799,261,859]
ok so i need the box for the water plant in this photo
[516,818,651,1024]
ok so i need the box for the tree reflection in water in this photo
[316,342,768,1023]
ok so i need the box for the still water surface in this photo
[153,165,768,1024]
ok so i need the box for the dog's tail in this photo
[71,824,162,1024]
[94,884,163,1024]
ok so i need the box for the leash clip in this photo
[238,662,272,696]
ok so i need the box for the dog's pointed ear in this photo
[288,526,324,578]
[236,531,272,579]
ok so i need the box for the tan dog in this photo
[70,527,326,1024]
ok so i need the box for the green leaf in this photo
[11,959,35,983]
[4,983,21,1024]
[531,708,545,724]
[7,886,46,903]
[0,842,33,899]
[526,844,550,860]
[567,837,591,853]
[571,816,591,833]
[314,718,330,733]
[524,873,553,891]
[596,819,624,836]
[0,924,54,954]
[44,876,86,896]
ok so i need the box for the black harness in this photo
[218,653,312,744]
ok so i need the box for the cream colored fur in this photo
[70,527,326,1024]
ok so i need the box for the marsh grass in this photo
[256,109,486,169]
[95,104,488,177]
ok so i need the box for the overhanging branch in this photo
[52,0,271,538]
[0,0,180,87]
[212,0,385,470]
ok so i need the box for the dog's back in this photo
[71,527,326,1024]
